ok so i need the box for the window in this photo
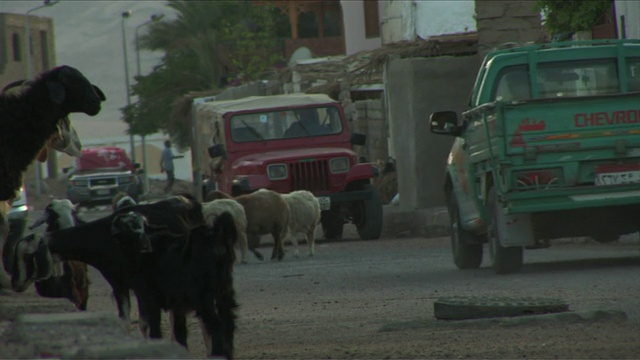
[12,33,22,61]
[627,58,640,92]
[493,65,531,101]
[363,0,380,38]
[40,31,50,70]
[538,59,618,98]
[230,107,343,142]
[298,12,319,39]
[323,8,342,37]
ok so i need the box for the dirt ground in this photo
[23,178,640,359]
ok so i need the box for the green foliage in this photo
[535,0,612,35]
[125,0,287,148]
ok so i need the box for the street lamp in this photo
[121,10,136,164]
[25,0,60,195]
[135,13,164,194]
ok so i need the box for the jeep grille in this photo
[289,160,330,192]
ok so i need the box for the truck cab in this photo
[430,39,640,274]
[196,94,383,240]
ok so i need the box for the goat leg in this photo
[0,215,11,289]
[170,310,188,348]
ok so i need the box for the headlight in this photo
[330,157,349,174]
[71,179,89,187]
[267,164,287,180]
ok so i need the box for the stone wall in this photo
[351,99,387,163]
[475,0,544,56]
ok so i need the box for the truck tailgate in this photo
[502,94,640,156]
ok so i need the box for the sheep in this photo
[112,210,238,359]
[0,65,105,289]
[27,199,91,311]
[281,190,321,257]
[228,189,290,261]
[10,195,202,330]
[202,198,258,263]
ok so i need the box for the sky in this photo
[0,0,176,140]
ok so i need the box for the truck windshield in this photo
[229,106,343,142]
[493,58,632,101]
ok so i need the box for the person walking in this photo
[160,140,183,194]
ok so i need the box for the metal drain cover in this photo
[434,296,570,320]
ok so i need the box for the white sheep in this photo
[282,190,321,257]
[202,199,251,263]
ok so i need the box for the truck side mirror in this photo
[208,144,226,158]
[430,111,461,136]
[351,133,366,146]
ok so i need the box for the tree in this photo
[535,0,612,36]
[124,0,287,148]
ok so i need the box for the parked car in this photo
[195,93,383,240]
[66,146,143,207]
[3,186,28,272]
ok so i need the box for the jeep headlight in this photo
[330,157,349,174]
[267,164,287,180]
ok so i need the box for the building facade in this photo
[0,13,56,85]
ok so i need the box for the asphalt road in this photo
[28,206,640,358]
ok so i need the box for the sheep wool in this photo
[282,190,321,257]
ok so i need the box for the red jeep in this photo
[196,94,383,240]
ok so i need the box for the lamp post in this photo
[135,13,164,194]
[25,0,60,195]
[121,10,136,164]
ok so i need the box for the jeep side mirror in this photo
[430,111,460,136]
[351,133,366,146]
[134,163,141,169]
[208,144,226,158]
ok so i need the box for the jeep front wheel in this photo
[487,187,523,274]
[447,192,483,269]
[355,184,383,240]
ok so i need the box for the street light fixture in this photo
[121,10,136,164]
[135,13,164,194]
[25,0,60,195]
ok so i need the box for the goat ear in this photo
[47,82,66,104]
[92,84,106,101]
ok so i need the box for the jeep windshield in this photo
[229,106,343,142]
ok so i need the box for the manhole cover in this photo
[434,296,569,320]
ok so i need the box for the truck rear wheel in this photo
[355,184,383,240]
[322,208,344,240]
[487,188,523,274]
[447,192,483,269]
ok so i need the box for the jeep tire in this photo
[487,187,523,274]
[355,184,383,240]
[447,192,483,269]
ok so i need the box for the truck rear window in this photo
[493,59,632,101]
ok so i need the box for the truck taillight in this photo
[514,168,562,190]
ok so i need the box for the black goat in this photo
[0,65,105,289]
[112,211,238,359]
[29,199,90,311]
[10,195,202,329]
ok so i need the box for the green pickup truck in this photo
[430,39,640,274]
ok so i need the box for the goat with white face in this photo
[27,199,90,311]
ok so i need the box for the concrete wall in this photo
[340,0,381,56]
[386,55,479,211]
[352,99,387,163]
